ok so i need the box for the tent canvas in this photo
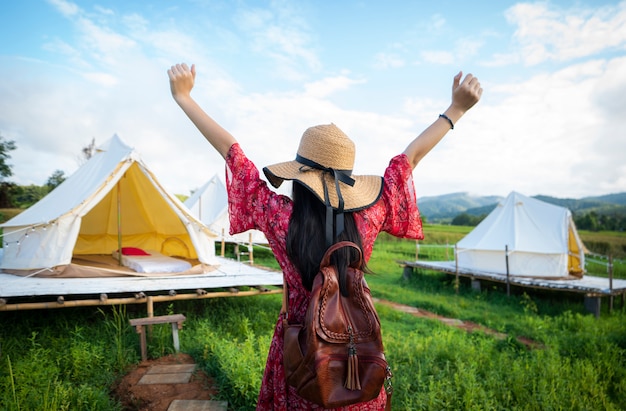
[185,174,268,245]
[0,135,217,275]
[456,191,585,278]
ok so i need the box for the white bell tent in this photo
[456,191,585,278]
[0,135,217,274]
[184,174,268,245]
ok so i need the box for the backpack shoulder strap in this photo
[320,241,363,269]
[282,241,363,322]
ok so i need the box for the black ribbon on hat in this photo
[296,154,355,247]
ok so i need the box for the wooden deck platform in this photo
[399,260,626,317]
[0,257,283,311]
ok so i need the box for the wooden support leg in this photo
[135,325,148,361]
[584,295,601,319]
[171,322,180,352]
[147,296,154,337]
[402,265,413,280]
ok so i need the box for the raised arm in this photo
[168,63,237,159]
[403,71,482,169]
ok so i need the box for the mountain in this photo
[585,192,626,206]
[534,193,626,214]
[417,192,503,222]
[418,191,626,223]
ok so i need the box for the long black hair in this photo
[286,181,366,296]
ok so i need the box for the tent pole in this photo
[117,182,122,265]
[505,245,510,297]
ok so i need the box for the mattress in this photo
[112,250,192,274]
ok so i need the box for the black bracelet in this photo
[439,113,454,130]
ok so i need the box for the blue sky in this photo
[1,0,625,200]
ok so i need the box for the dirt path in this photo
[112,353,219,411]
[375,298,542,349]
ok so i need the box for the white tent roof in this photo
[1,135,217,271]
[456,191,585,278]
[185,174,268,245]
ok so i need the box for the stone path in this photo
[168,399,228,411]
[137,363,228,411]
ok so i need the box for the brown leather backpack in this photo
[282,241,392,409]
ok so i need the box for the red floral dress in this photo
[225,143,423,410]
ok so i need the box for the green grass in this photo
[0,307,131,410]
[579,229,626,259]
[0,208,23,222]
[1,226,626,410]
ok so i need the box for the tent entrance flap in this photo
[73,161,197,257]
[568,222,584,276]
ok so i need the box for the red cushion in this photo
[119,247,150,256]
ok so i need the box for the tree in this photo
[11,185,48,208]
[451,212,486,226]
[576,212,599,231]
[0,134,17,207]
[0,182,16,208]
[46,169,66,191]
[0,135,16,181]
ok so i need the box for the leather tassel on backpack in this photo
[345,326,361,390]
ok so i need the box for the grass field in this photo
[1,221,626,410]
[0,208,23,223]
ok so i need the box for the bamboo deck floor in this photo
[0,257,283,311]
[399,260,626,296]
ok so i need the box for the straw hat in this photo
[263,124,383,211]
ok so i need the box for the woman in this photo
[168,63,482,410]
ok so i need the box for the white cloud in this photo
[303,74,365,98]
[578,56,626,193]
[428,14,447,32]
[373,53,405,69]
[506,1,626,65]
[42,38,87,68]
[421,50,455,65]
[413,57,625,198]
[455,38,483,60]
[82,72,118,86]
[420,38,482,68]
[234,2,320,81]
[75,18,138,66]
[42,1,139,73]
[483,52,521,67]
[46,0,79,17]
[93,5,114,16]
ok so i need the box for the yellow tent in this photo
[1,135,216,272]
